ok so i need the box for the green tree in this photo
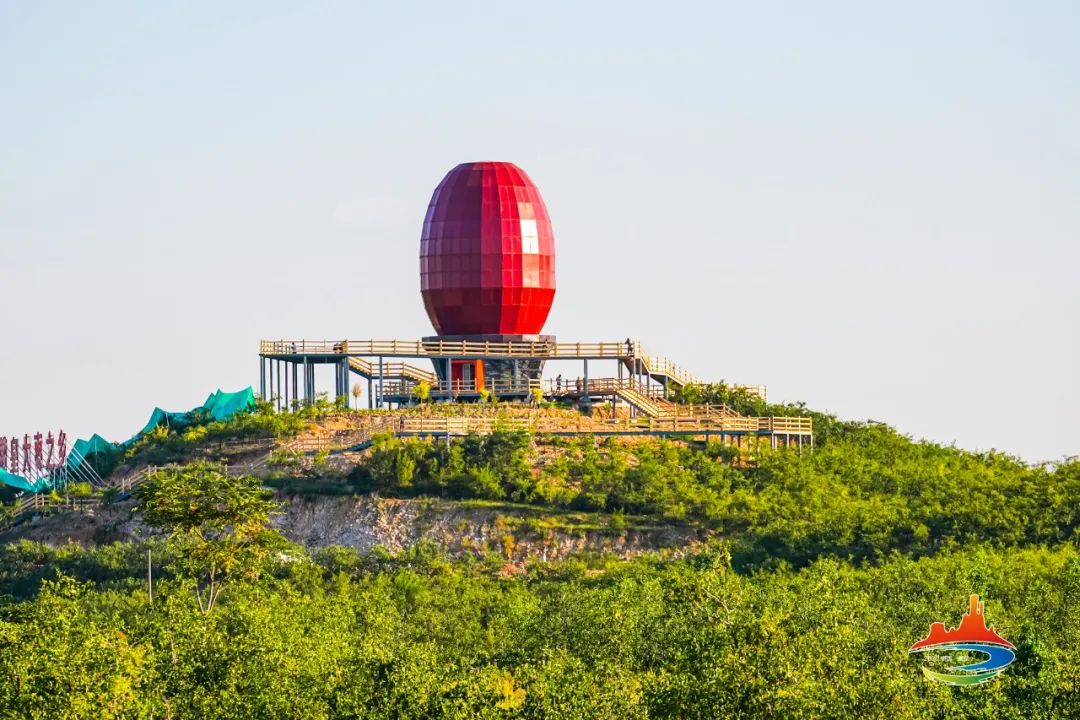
[135,462,281,613]
[413,380,431,405]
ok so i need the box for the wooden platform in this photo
[258,338,779,426]
[259,338,702,387]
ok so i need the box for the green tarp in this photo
[2,387,257,493]
[130,409,190,443]
[124,388,257,445]
[203,387,256,422]
[0,468,47,493]
[71,434,115,462]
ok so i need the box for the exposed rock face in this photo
[3,494,708,562]
[276,494,707,562]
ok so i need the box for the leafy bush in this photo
[267,448,302,469]
[344,425,1080,569]
[121,400,352,466]
[0,540,1076,717]
[66,481,94,497]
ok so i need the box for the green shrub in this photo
[342,425,1080,570]
[66,482,94,497]
[267,448,302,469]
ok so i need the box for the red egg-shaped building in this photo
[420,162,556,336]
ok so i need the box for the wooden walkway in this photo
[376,376,765,422]
[260,338,703,388]
[393,415,812,438]
[267,414,814,462]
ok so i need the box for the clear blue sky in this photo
[1,2,1077,461]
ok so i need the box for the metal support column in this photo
[445,357,452,401]
[342,360,349,403]
[302,356,311,405]
[367,377,373,409]
[378,356,384,409]
[275,360,281,412]
[583,359,590,405]
[259,358,266,401]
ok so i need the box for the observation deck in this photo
[257,338,806,446]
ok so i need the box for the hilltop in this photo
[1,395,1079,717]
[6,398,1077,570]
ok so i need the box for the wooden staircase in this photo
[624,343,701,389]
[347,357,436,384]
[613,383,666,418]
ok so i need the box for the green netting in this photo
[122,388,257,445]
[66,433,121,479]
[129,409,190,443]
[1,387,257,493]
[202,387,256,421]
[0,468,47,493]
[71,433,115,461]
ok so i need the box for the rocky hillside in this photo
[6,491,707,562]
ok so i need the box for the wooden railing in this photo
[770,416,814,433]
[259,339,779,408]
[376,376,679,400]
[376,376,681,417]
[348,357,437,383]
[613,384,664,418]
[260,337,778,400]
[262,339,634,359]
[635,349,701,387]
[378,378,542,398]
[372,376,758,423]
[284,417,400,454]
[399,416,607,435]
[648,415,813,434]
[399,414,812,437]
